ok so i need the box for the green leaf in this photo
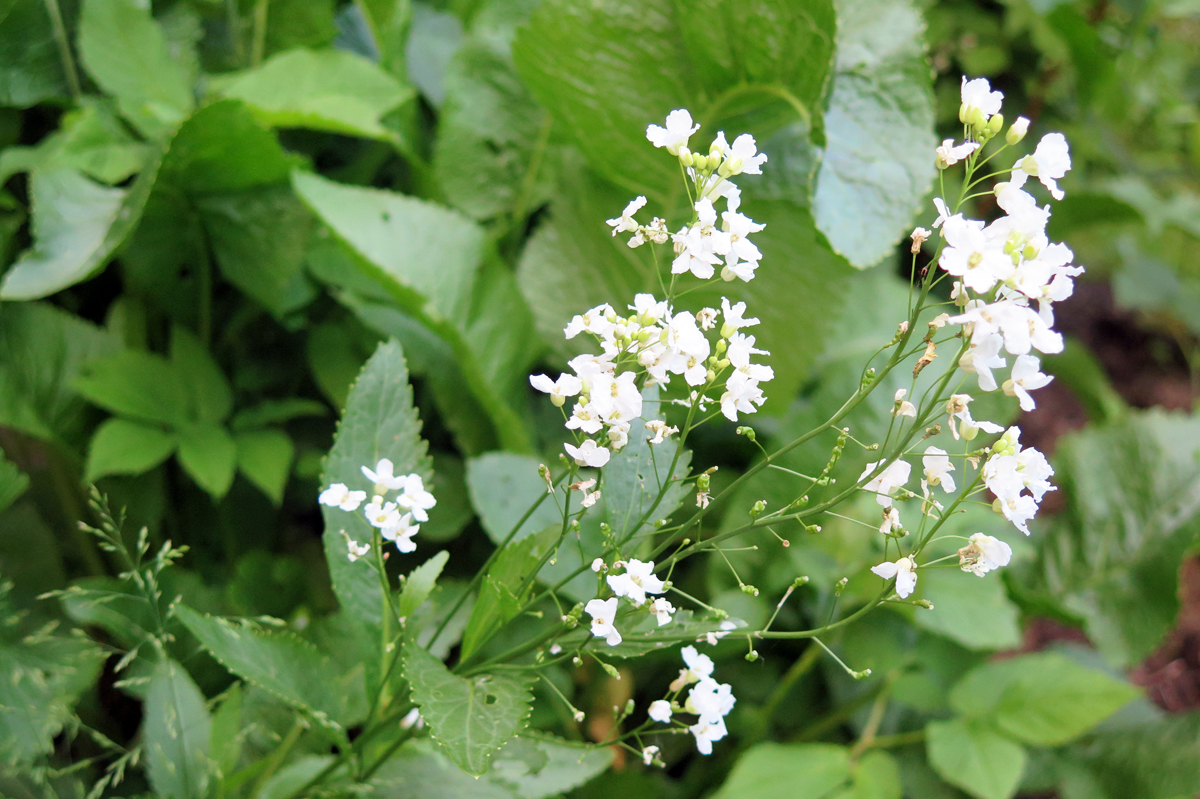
[829,750,901,799]
[398,550,450,621]
[0,0,71,107]
[209,683,244,778]
[217,48,413,141]
[926,718,1026,799]
[421,454,474,542]
[85,417,176,482]
[466,452,562,547]
[176,423,238,498]
[306,319,376,409]
[0,100,149,185]
[293,170,535,451]
[461,524,561,660]
[74,350,190,426]
[171,326,232,424]
[811,0,935,267]
[234,429,294,504]
[254,756,336,799]
[1073,711,1200,799]
[402,636,533,776]
[912,566,1021,651]
[948,652,1139,746]
[0,449,29,515]
[77,0,194,139]
[712,743,852,799]
[230,398,327,431]
[0,163,159,300]
[157,100,296,193]
[144,658,212,799]
[320,340,430,626]
[1033,410,1200,666]
[176,606,368,730]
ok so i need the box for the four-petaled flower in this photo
[871,556,918,598]
[585,597,622,646]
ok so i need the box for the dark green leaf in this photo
[0,0,70,107]
[420,453,474,542]
[176,423,238,498]
[75,350,190,426]
[144,658,212,799]
[712,743,852,799]
[85,417,176,482]
[158,100,295,193]
[926,718,1026,799]
[234,429,294,504]
[209,683,244,778]
[77,0,194,139]
[402,636,533,776]
[0,448,29,515]
[398,550,450,621]
[171,326,233,424]
[1072,711,1200,799]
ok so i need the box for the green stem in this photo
[251,0,269,66]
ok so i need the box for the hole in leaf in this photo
[483,693,498,705]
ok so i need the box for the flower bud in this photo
[551,393,566,407]
[992,497,1004,515]
[1006,116,1029,145]
[750,499,767,518]
[985,113,1004,138]
[696,473,710,492]
[745,649,759,662]
[740,583,760,596]
[715,338,727,354]
[678,146,692,167]
[599,661,621,680]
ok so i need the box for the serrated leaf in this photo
[712,743,852,799]
[85,417,176,482]
[926,718,1026,799]
[234,429,294,504]
[171,326,232,424]
[144,658,212,799]
[176,423,238,498]
[320,340,430,626]
[157,100,296,193]
[403,637,533,776]
[811,0,935,267]
[77,0,194,139]
[398,550,450,621]
[176,606,368,730]
[230,398,327,431]
[217,48,413,141]
[75,349,190,426]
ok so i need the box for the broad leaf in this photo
[171,326,232,424]
[913,566,1021,651]
[143,658,212,799]
[320,340,430,626]
[208,682,244,778]
[176,423,238,498]
[403,637,533,776]
[398,550,450,621]
[157,100,295,193]
[234,429,294,504]
[85,417,176,483]
[176,606,368,730]
[0,0,71,107]
[713,743,852,799]
[829,750,901,799]
[811,0,936,266]
[77,0,194,139]
[75,350,190,426]
[466,452,562,547]
[926,718,1026,799]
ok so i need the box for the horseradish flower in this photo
[670,645,715,691]
[720,298,759,335]
[871,556,918,598]
[879,506,902,536]
[922,447,957,494]
[958,330,1007,392]
[1012,133,1071,200]
[860,460,912,506]
[565,439,611,468]
[364,496,400,529]
[686,678,736,724]
[591,558,605,573]
[648,701,673,723]
[690,717,728,755]
[585,597,622,646]
[719,210,765,281]
[719,133,768,176]
[382,512,420,552]
[564,304,616,340]
[647,109,700,155]
[721,369,766,421]
[320,483,366,511]
[651,596,676,625]
[671,223,720,279]
[940,215,1014,293]
[1007,116,1030,145]
[530,373,583,407]
[589,371,643,423]
[607,196,647,236]
[362,458,405,491]
[933,197,952,229]
[642,745,661,765]
[607,559,666,606]
[1003,354,1053,411]
[945,394,1005,441]
[341,530,371,562]
[911,227,931,253]
[892,388,917,418]
[958,532,1012,576]
[703,620,738,646]
[960,76,1003,124]
[936,138,979,169]
[646,419,678,444]
[396,474,436,522]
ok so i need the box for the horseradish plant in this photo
[318,76,1077,771]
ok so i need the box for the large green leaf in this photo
[234,429,294,505]
[216,48,413,141]
[713,743,852,799]
[829,750,901,799]
[402,637,533,776]
[0,100,149,186]
[143,658,212,799]
[811,0,936,267]
[294,171,535,450]
[320,340,431,626]
[926,718,1026,799]
[0,0,71,107]
[0,163,158,300]
[84,417,177,482]
[466,452,562,547]
[170,326,232,425]
[948,652,1139,746]
[176,423,238,498]
[912,566,1021,652]
[77,0,194,139]
[176,606,368,730]
[1033,410,1200,667]
[74,349,190,426]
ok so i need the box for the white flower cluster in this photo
[981,426,1055,535]
[584,558,674,645]
[645,645,737,755]
[318,458,436,557]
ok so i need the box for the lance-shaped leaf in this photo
[143,658,212,799]
[403,637,533,776]
[398,550,450,621]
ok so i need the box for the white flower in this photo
[892,388,916,418]
[647,109,699,155]
[396,474,436,523]
[581,489,601,508]
[671,224,720,279]
[690,716,728,755]
[589,371,643,423]
[364,496,400,529]
[1003,354,1053,411]
[959,330,1007,392]
[719,210,765,279]
[945,394,1005,441]
[720,369,766,421]
[646,419,679,444]
[565,402,604,435]
[606,559,666,606]
[607,196,647,235]
[642,745,661,765]
[950,300,1063,357]
[362,458,405,491]
[400,707,424,730]
[960,76,1003,123]
[670,644,715,691]
[1007,116,1030,144]
[720,298,759,335]
[686,677,736,723]
[591,557,605,573]
[959,532,1013,576]
[564,439,611,468]
[630,293,669,324]
[922,447,957,494]
[859,460,912,507]
[381,511,420,553]
[720,133,768,176]
[871,556,918,598]
[936,138,980,168]
[648,700,673,723]
[564,304,615,340]
[1012,133,1071,201]
[939,215,1014,293]
[911,227,932,253]
[696,307,718,330]
[341,531,371,562]
[650,597,675,626]
[932,197,952,229]
[530,373,583,407]
[879,506,902,536]
[704,620,737,646]
[585,597,622,646]
[996,492,1039,535]
[319,483,367,511]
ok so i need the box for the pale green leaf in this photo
[85,417,176,482]
[144,658,212,799]
[398,550,450,621]
[157,100,296,193]
[466,452,562,546]
[74,350,190,426]
[403,637,533,776]
[913,567,1021,651]
[209,683,244,778]
[1073,711,1200,799]
[712,743,852,799]
[828,750,902,799]
[176,423,238,498]
[235,429,294,504]
[926,718,1026,799]
[254,756,336,799]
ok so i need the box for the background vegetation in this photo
[0,0,1198,797]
